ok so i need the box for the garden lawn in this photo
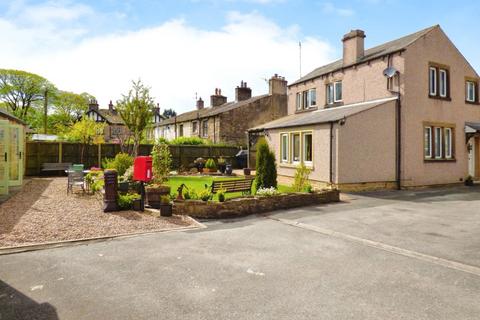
[165,175,293,201]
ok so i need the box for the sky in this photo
[1,0,479,114]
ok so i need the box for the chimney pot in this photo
[235,81,252,101]
[342,29,365,65]
[269,74,287,96]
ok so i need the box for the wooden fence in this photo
[26,142,241,176]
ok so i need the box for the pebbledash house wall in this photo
[400,27,480,187]
[267,100,397,189]
[266,26,480,189]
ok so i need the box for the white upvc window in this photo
[303,132,313,164]
[296,93,302,110]
[444,127,453,159]
[308,88,316,107]
[292,133,301,163]
[192,121,198,133]
[429,67,437,96]
[466,81,476,102]
[424,127,432,159]
[326,81,342,105]
[434,127,442,159]
[281,134,289,163]
[439,69,447,97]
[334,81,342,102]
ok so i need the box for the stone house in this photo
[154,75,288,146]
[86,100,164,143]
[249,25,480,191]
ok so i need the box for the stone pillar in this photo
[103,169,118,212]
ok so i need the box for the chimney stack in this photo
[196,97,204,110]
[210,88,227,107]
[88,98,99,111]
[342,29,365,66]
[235,80,252,101]
[154,102,160,114]
[269,74,287,95]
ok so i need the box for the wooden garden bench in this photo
[211,178,254,195]
[41,162,72,174]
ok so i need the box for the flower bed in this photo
[173,190,340,219]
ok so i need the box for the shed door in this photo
[0,121,10,195]
[9,125,23,186]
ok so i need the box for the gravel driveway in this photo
[0,178,195,248]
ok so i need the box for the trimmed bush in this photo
[170,136,209,145]
[254,138,277,191]
[118,193,141,210]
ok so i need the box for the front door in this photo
[468,138,476,178]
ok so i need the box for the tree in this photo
[254,137,277,191]
[0,69,53,120]
[65,118,105,163]
[116,80,155,157]
[162,108,176,118]
[50,91,92,133]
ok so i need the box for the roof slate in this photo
[249,97,398,131]
[290,25,438,86]
[158,94,269,126]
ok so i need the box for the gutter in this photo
[329,121,334,185]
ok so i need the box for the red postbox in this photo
[133,156,153,182]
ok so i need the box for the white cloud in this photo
[1,4,335,113]
[321,2,355,17]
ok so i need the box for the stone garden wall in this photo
[173,190,340,219]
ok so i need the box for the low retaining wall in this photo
[173,190,340,219]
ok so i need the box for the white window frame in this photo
[334,81,342,102]
[302,132,313,164]
[439,69,447,98]
[296,93,302,110]
[466,81,476,102]
[429,67,437,96]
[434,127,442,159]
[291,133,301,164]
[444,127,452,159]
[280,133,289,163]
[326,83,334,105]
[308,88,316,108]
[424,127,432,159]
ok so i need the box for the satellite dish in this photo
[383,66,398,78]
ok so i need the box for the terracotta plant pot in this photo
[146,185,171,209]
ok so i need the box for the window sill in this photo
[428,95,451,101]
[465,100,480,105]
[424,158,456,163]
[280,163,314,170]
[324,102,344,108]
[295,107,318,114]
